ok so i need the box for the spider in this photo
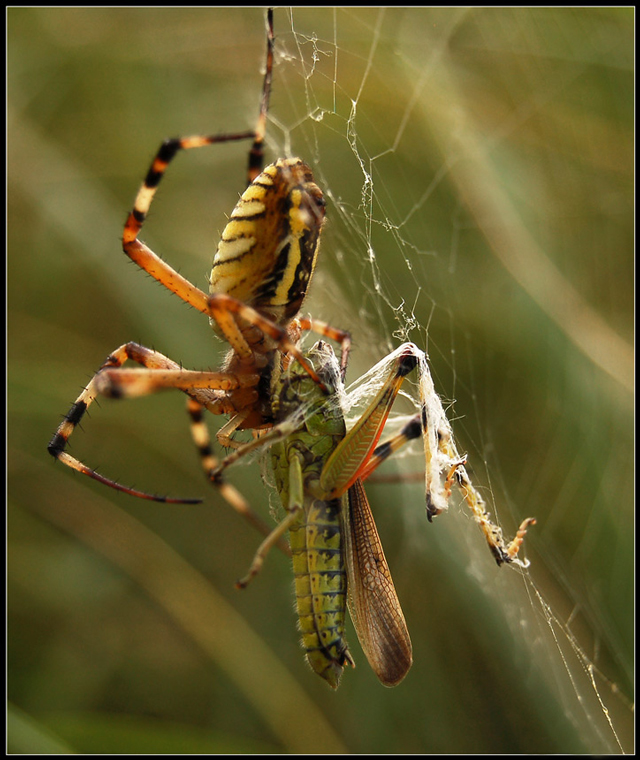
[48,9,350,541]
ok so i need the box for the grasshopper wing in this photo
[343,478,412,686]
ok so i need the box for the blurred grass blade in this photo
[23,452,347,754]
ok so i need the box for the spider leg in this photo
[118,11,279,367]
[95,366,260,399]
[215,410,254,449]
[121,133,270,321]
[247,7,274,182]
[297,317,352,379]
[185,397,291,557]
[122,9,273,281]
[48,342,249,503]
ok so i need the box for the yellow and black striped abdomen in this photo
[210,158,325,330]
[290,496,352,689]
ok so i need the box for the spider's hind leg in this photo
[185,396,291,556]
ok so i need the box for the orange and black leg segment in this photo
[47,342,240,503]
[358,415,423,483]
[120,10,273,321]
[297,317,352,380]
[186,396,290,555]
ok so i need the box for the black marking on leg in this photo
[131,208,146,224]
[402,417,422,441]
[47,432,67,458]
[372,440,393,462]
[157,138,182,164]
[66,399,88,426]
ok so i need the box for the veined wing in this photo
[343,478,412,686]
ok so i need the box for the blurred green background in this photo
[8,7,633,754]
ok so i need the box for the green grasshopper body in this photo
[269,345,354,687]
[261,341,413,688]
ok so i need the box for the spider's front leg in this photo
[120,11,273,313]
[296,316,352,380]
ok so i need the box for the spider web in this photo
[271,7,632,754]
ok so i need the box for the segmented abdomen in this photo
[289,496,352,689]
